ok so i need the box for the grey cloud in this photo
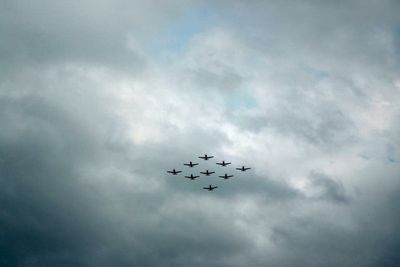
[269,182,400,267]
[270,218,369,267]
[226,0,400,73]
[0,95,111,266]
[228,97,356,148]
[0,0,198,73]
[308,171,350,204]
[187,67,244,91]
[1,0,400,266]
[386,143,398,162]
[0,89,251,266]
[0,71,262,266]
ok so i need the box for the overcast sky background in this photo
[1,0,400,266]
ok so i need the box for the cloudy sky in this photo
[1,0,400,266]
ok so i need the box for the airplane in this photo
[185,174,200,180]
[183,161,199,167]
[203,185,218,191]
[167,169,182,175]
[198,154,214,160]
[200,170,215,176]
[236,166,251,171]
[216,160,231,166]
[219,173,234,179]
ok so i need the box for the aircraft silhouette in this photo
[167,169,182,175]
[236,166,251,171]
[185,174,199,180]
[216,160,231,166]
[219,173,234,179]
[198,154,214,160]
[200,170,215,176]
[184,161,199,167]
[203,185,218,191]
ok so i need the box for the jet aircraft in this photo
[216,160,231,166]
[200,170,215,176]
[184,161,199,167]
[167,169,182,175]
[185,174,199,180]
[198,154,214,160]
[203,185,218,191]
[219,173,234,179]
[236,166,251,171]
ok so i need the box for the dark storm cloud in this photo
[0,95,111,266]
[0,86,301,266]
[1,0,400,266]
[0,67,271,266]
[269,182,400,267]
[270,218,368,267]
[0,89,255,266]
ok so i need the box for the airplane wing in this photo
[226,162,231,165]
[200,172,206,174]
[203,187,210,190]
[183,164,190,166]
[167,171,173,173]
[244,168,251,170]
[193,163,199,166]
[218,175,224,178]
[209,156,214,158]
[198,156,206,159]
[175,171,182,173]
[209,171,215,174]
[235,168,241,170]
[212,186,218,189]
[216,163,222,165]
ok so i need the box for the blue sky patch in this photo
[145,5,215,58]
[225,88,258,110]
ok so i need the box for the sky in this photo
[0,0,400,266]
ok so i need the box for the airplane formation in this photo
[167,154,251,191]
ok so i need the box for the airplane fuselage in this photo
[185,174,199,180]
[220,174,233,179]
[201,170,214,176]
[203,185,218,191]
[236,166,250,171]
[184,161,199,167]
[217,161,231,166]
[199,154,214,160]
[168,168,182,175]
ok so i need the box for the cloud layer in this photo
[1,0,400,266]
